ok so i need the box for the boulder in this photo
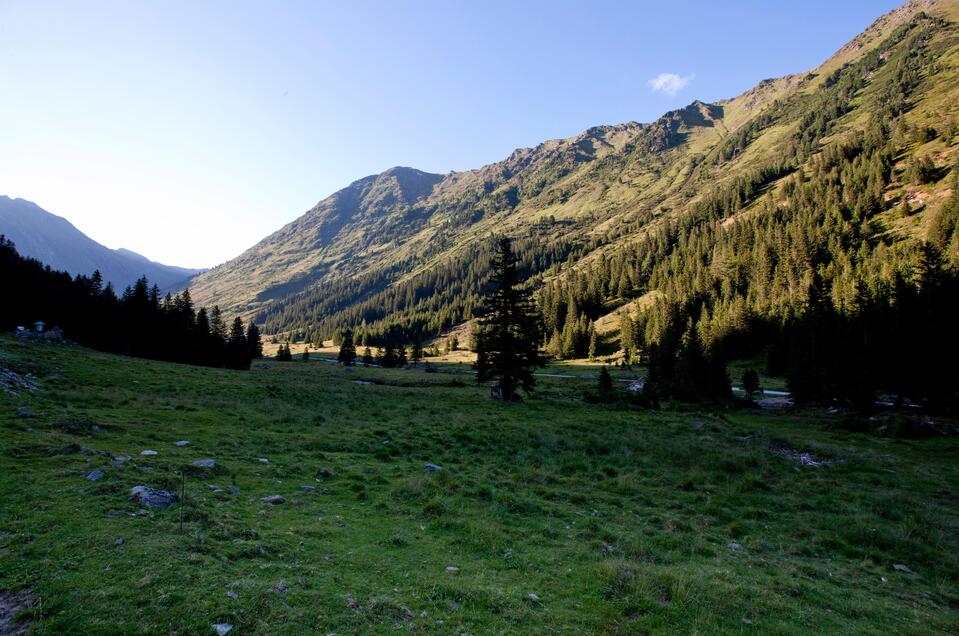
[86,470,105,481]
[129,486,178,509]
[261,495,284,504]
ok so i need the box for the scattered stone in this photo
[191,459,217,469]
[600,542,615,555]
[742,617,753,625]
[91,425,102,433]
[626,378,646,392]
[527,593,541,602]
[302,486,316,492]
[129,486,178,509]
[0,590,36,635]
[261,495,284,504]
[353,380,376,385]
[257,457,269,464]
[316,467,337,479]
[115,538,124,546]
[448,599,461,610]
[445,566,460,573]
[425,463,444,472]
[140,450,158,456]
[893,563,914,574]
[211,623,233,636]
[226,590,239,601]
[86,470,105,481]
[274,581,287,594]
[174,441,191,447]
[229,486,240,495]
[206,484,224,493]
[114,455,132,462]
[15,407,34,418]
[775,447,840,467]
[727,542,743,550]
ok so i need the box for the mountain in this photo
[190,0,959,351]
[0,196,204,291]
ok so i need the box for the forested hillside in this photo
[191,0,959,407]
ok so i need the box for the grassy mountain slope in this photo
[190,0,959,345]
[1,336,957,633]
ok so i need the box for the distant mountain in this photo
[190,0,959,345]
[0,196,204,291]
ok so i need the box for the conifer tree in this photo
[474,238,545,400]
[226,316,251,370]
[337,328,356,365]
[246,321,263,359]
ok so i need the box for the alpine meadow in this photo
[1,1,958,634]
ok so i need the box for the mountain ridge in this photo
[0,195,204,291]
[189,0,959,345]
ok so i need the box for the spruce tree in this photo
[246,321,263,359]
[474,238,545,400]
[598,365,613,395]
[226,316,251,370]
[337,328,356,365]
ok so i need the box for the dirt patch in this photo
[0,591,36,635]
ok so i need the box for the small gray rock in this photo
[226,590,239,601]
[140,450,158,456]
[114,455,131,462]
[445,566,460,573]
[212,624,233,636]
[301,485,316,492]
[86,470,105,481]
[425,463,444,472]
[316,467,337,479]
[191,459,217,469]
[229,486,240,495]
[261,495,284,504]
[893,563,914,573]
[174,440,191,447]
[257,457,269,464]
[115,538,124,546]
[129,485,178,509]
[727,542,743,550]
[527,593,541,602]
[206,484,224,493]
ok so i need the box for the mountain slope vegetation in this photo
[192,0,959,405]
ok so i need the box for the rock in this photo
[174,440,191,447]
[425,463,444,472]
[115,538,124,546]
[226,590,239,600]
[261,495,284,504]
[301,486,316,492]
[206,484,224,493]
[316,467,337,479]
[15,407,35,418]
[140,450,158,456]
[91,425,102,433]
[742,617,753,625]
[229,486,240,495]
[274,581,287,593]
[600,542,615,555]
[129,486,178,509]
[727,542,743,550]
[191,459,217,469]
[211,623,233,636]
[626,379,646,392]
[893,563,914,573]
[257,457,269,464]
[690,421,705,430]
[445,566,460,573]
[114,455,131,462]
[527,593,541,602]
[86,470,105,481]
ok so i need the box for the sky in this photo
[0,0,901,268]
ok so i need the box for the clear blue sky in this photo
[0,0,901,268]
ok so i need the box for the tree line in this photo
[0,238,261,370]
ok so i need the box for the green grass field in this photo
[1,336,957,634]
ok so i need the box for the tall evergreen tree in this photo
[246,321,263,359]
[474,238,545,400]
[337,328,357,365]
[226,316,251,370]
